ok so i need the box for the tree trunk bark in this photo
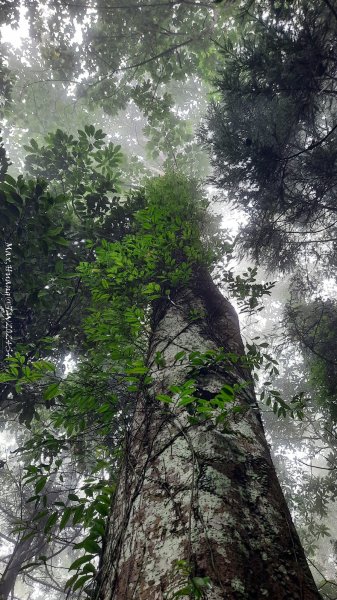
[97,266,320,600]
[0,477,59,600]
[0,532,47,600]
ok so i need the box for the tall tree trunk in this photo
[0,531,47,600]
[97,266,320,600]
[0,477,59,600]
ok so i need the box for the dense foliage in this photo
[203,0,337,271]
[0,168,216,596]
[0,145,296,597]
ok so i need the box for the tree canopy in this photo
[203,0,337,272]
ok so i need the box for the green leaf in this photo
[126,366,148,375]
[69,554,95,571]
[0,373,15,382]
[20,531,36,542]
[33,509,49,521]
[95,502,109,517]
[82,562,96,574]
[43,383,60,401]
[4,174,17,186]
[48,226,63,236]
[81,538,101,554]
[35,476,48,494]
[44,511,59,533]
[73,574,93,592]
[27,495,40,504]
[30,138,39,151]
[65,573,79,589]
[54,237,69,247]
[20,561,41,570]
[60,507,73,530]
[156,394,172,404]
[191,576,211,589]
[68,493,80,502]
[72,504,85,525]
[178,395,195,407]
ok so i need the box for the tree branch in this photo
[86,38,194,89]
[0,532,16,545]
[283,123,337,161]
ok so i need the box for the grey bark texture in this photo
[0,512,48,600]
[0,475,62,600]
[97,266,320,600]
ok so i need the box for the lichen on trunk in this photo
[97,266,320,600]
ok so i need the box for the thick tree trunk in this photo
[97,267,320,600]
